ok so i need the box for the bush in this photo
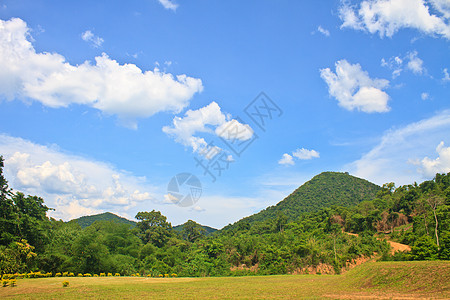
[100,273,106,277]
[84,273,92,277]
[94,274,99,277]
[9,279,16,287]
[2,280,9,287]
[55,272,62,277]
[158,274,163,277]
[107,273,112,277]
[62,281,69,287]
[62,272,69,277]
[114,273,120,277]
[77,273,83,277]
[69,272,74,277]
[171,273,177,277]
[164,274,169,277]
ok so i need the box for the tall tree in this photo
[135,210,173,247]
[181,220,207,243]
[0,156,18,246]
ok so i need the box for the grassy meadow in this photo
[1,261,449,299]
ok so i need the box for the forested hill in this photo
[71,212,137,228]
[173,222,218,235]
[227,172,380,227]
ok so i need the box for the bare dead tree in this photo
[426,194,444,248]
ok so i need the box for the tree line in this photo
[0,156,449,276]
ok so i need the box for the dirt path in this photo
[386,240,411,254]
[343,231,411,255]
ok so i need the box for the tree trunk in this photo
[433,208,439,248]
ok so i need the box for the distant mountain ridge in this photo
[71,212,137,228]
[71,212,218,234]
[226,171,380,227]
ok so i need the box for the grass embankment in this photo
[1,261,449,299]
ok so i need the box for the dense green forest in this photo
[0,156,449,277]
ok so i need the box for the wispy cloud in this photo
[158,0,178,11]
[346,110,450,185]
[317,25,330,36]
[81,30,104,48]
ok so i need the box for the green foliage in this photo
[62,280,69,287]
[72,212,136,229]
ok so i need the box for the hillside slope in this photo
[71,212,137,228]
[233,172,380,226]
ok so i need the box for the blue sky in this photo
[0,0,449,228]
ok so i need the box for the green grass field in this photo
[1,261,449,299]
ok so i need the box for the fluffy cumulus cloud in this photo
[320,59,390,113]
[0,18,203,129]
[0,134,156,220]
[416,141,450,176]
[158,0,178,11]
[346,110,450,185]
[279,148,320,165]
[81,30,104,48]
[278,153,295,165]
[163,102,254,157]
[339,0,450,39]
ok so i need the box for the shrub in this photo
[158,274,163,277]
[69,272,75,277]
[94,274,99,277]
[147,274,152,277]
[27,272,35,278]
[2,280,9,287]
[77,273,83,277]
[114,273,120,277]
[45,272,52,277]
[84,273,92,277]
[62,281,69,287]
[62,272,69,277]
[107,273,112,277]
[9,279,16,287]
[171,273,177,277]
[55,272,62,277]
[164,274,169,278]
[100,273,106,277]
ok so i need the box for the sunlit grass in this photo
[1,261,449,299]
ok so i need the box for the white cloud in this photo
[406,51,425,74]
[158,0,178,11]
[162,102,253,157]
[317,25,330,36]
[0,18,203,129]
[278,153,295,165]
[293,148,320,160]
[278,148,320,166]
[339,0,450,39]
[320,59,390,113]
[346,110,450,185]
[416,141,450,176]
[0,134,156,220]
[443,68,450,81]
[421,92,430,100]
[381,51,425,77]
[81,30,104,48]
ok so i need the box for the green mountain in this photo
[71,212,137,228]
[231,171,381,226]
[173,222,218,235]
